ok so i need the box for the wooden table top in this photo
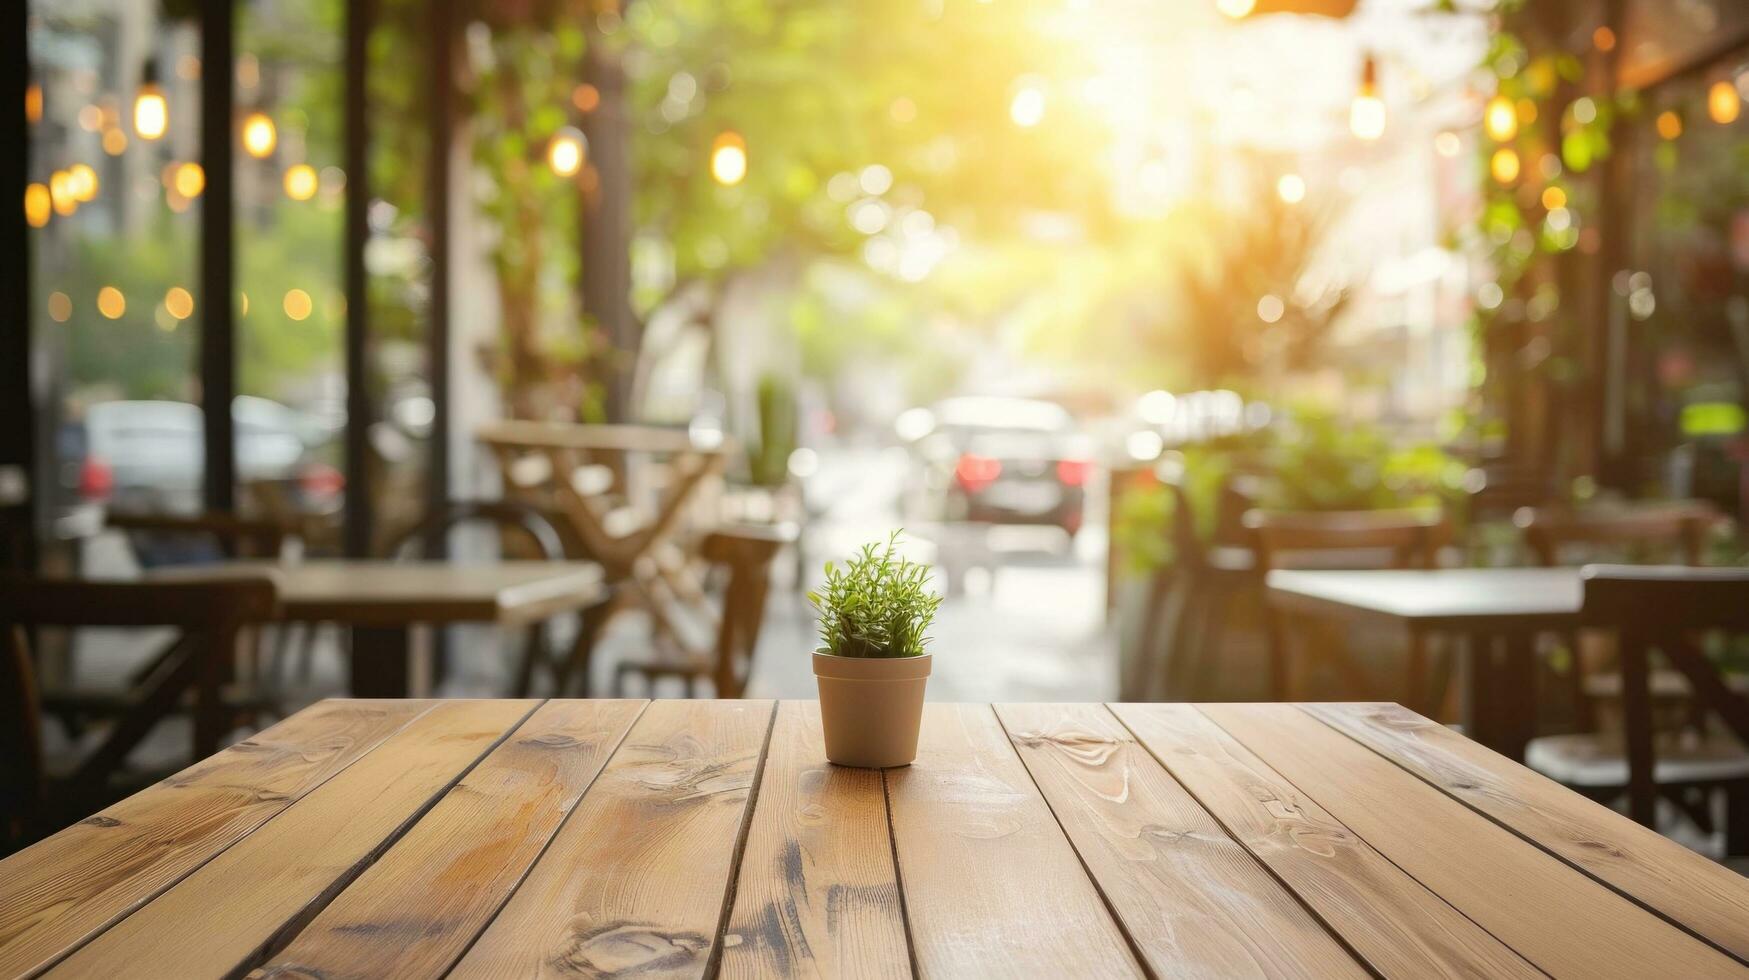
[150,559,606,627]
[5,699,1746,978]
[1267,566,1583,630]
[477,418,733,454]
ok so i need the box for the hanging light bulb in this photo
[241,110,277,158]
[134,58,169,140]
[1484,94,1518,142]
[1349,54,1386,141]
[547,127,586,177]
[711,131,748,186]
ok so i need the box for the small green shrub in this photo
[809,530,941,658]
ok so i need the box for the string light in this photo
[1349,54,1386,141]
[1490,147,1520,184]
[97,286,126,319]
[1276,173,1305,204]
[242,111,277,158]
[133,58,168,140]
[1656,110,1683,140]
[710,131,748,186]
[102,128,127,155]
[24,183,51,228]
[48,170,77,216]
[174,162,205,199]
[1541,185,1567,210]
[67,163,98,202]
[283,288,313,321]
[1484,95,1517,142]
[1709,81,1741,125]
[547,127,586,177]
[164,286,194,320]
[284,164,318,201]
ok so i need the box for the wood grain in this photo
[450,699,775,979]
[1200,703,1744,978]
[885,703,1142,978]
[1304,701,1749,964]
[248,699,647,980]
[996,702,1366,978]
[1109,702,1540,979]
[719,700,909,979]
[0,699,429,978]
[45,699,536,978]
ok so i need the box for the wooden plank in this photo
[719,700,908,979]
[451,699,775,979]
[884,703,1142,978]
[1110,703,1540,979]
[0,699,429,978]
[1200,703,1744,978]
[995,703,1366,978]
[248,699,646,979]
[45,699,536,978]
[1305,701,1749,964]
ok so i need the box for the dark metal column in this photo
[1,0,35,569]
[199,0,236,513]
[425,0,454,538]
[343,0,374,557]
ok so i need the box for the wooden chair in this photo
[1130,472,1258,701]
[613,523,795,698]
[1524,566,1749,853]
[2,576,279,848]
[1516,501,1720,730]
[41,513,294,737]
[1246,508,1452,707]
[385,500,603,696]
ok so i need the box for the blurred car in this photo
[64,396,341,514]
[898,396,1094,537]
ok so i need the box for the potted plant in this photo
[808,531,942,768]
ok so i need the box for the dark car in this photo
[899,396,1093,538]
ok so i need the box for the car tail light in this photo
[1055,459,1093,486]
[955,453,1001,492]
[79,456,114,501]
[299,462,345,499]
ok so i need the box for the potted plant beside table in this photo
[808,531,941,768]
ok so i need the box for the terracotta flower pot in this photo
[813,652,931,768]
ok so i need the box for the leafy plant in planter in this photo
[808,531,940,768]
[809,531,941,658]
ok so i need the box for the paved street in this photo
[742,444,1117,702]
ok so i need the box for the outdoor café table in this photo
[150,560,606,697]
[1265,566,1585,761]
[5,700,1749,978]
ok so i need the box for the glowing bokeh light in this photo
[133,83,168,140]
[284,164,319,201]
[165,286,194,320]
[1708,81,1740,125]
[97,286,126,319]
[1656,110,1683,140]
[548,128,586,177]
[283,288,313,321]
[242,111,278,158]
[1490,147,1520,184]
[174,162,206,199]
[711,131,748,186]
[24,183,50,228]
[47,292,72,322]
[1275,173,1305,204]
[1484,95,1517,142]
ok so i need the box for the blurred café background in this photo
[4,0,1749,863]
